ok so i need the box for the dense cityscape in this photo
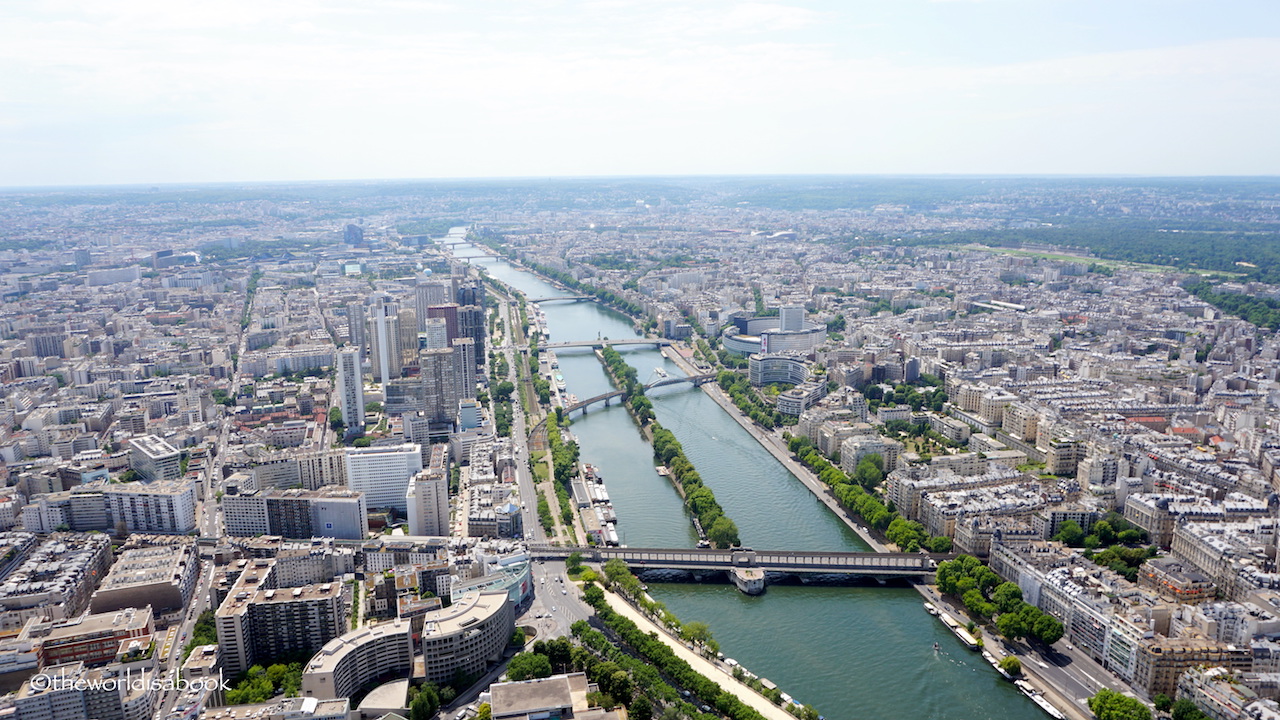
[0,176,1277,720]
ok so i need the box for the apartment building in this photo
[215,559,345,677]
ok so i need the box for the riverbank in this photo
[921,586,1093,720]
[661,346,885,551]
[661,344,1092,720]
[473,247,1059,720]
[599,345,737,547]
[599,588,799,720]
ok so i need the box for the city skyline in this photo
[2,0,1279,187]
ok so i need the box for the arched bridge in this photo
[542,338,671,350]
[530,545,943,585]
[527,295,595,303]
[565,373,718,414]
[530,373,720,434]
[646,373,718,391]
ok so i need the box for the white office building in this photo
[128,435,181,482]
[344,444,423,513]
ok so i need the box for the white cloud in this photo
[0,1,1276,183]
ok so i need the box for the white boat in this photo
[654,367,668,378]
[1016,680,1066,720]
[923,602,940,616]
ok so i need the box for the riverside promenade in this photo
[599,589,798,720]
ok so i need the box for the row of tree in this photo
[785,435,952,552]
[598,348,740,548]
[580,583,800,720]
[935,555,1064,644]
[717,371,795,429]
[520,260,646,316]
[600,346,655,425]
[1184,280,1280,330]
[598,559,715,652]
[652,425,741,548]
[546,416,579,529]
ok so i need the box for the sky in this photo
[1,0,1278,186]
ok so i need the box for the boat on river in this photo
[923,602,940,616]
[1014,680,1066,720]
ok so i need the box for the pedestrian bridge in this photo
[526,295,595,303]
[529,545,940,578]
[528,373,721,436]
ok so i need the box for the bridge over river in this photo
[529,545,944,594]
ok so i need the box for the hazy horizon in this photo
[7,171,1280,194]
[3,0,1278,187]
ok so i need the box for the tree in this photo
[493,381,516,402]
[566,552,583,574]
[629,698,653,720]
[1033,615,1065,645]
[545,637,572,672]
[1094,520,1116,545]
[605,670,632,703]
[1087,689,1151,720]
[708,516,740,549]
[506,652,552,681]
[409,685,440,720]
[927,536,953,553]
[328,406,344,431]
[476,704,492,720]
[997,611,1028,640]
[991,582,1024,614]
[1171,699,1208,720]
[998,656,1021,676]
[1153,694,1173,712]
[681,621,712,646]
[853,455,885,487]
[1052,520,1085,547]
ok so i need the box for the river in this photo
[463,245,1044,720]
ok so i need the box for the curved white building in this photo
[419,590,513,685]
[748,353,811,386]
[722,310,825,356]
[302,619,414,701]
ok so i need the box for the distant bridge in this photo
[529,373,720,436]
[532,368,721,420]
[542,338,671,350]
[526,295,595,303]
[530,545,941,581]
[451,253,492,260]
[561,373,718,414]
